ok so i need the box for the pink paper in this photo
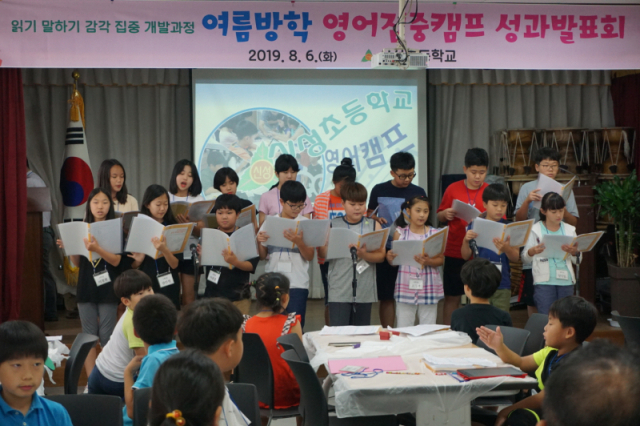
[328,356,407,374]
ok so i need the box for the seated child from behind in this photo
[451,258,512,344]
[89,270,154,398]
[476,296,598,426]
[122,294,178,426]
[244,273,302,410]
[0,320,73,426]
[178,298,249,426]
[148,350,226,426]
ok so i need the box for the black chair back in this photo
[477,325,530,356]
[281,350,326,426]
[612,310,640,348]
[227,383,262,426]
[277,333,309,363]
[46,394,122,426]
[64,333,99,394]
[133,387,152,426]
[234,333,275,408]
[523,313,548,356]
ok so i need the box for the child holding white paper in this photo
[318,182,385,326]
[199,194,259,314]
[129,185,183,310]
[515,147,580,317]
[56,187,124,379]
[257,180,314,328]
[522,193,579,315]
[168,159,205,305]
[385,196,444,327]
[462,184,520,313]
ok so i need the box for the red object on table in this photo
[379,331,390,340]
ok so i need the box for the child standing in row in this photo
[462,183,519,313]
[244,273,302,411]
[386,196,444,327]
[168,159,205,305]
[259,154,313,226]
[129,185,182,310]
[437,148,490,325]
[98,159,138,212]
[368,152,427,328]
[201,194,259,315]
[213,167,253,209]
[57,187,124,379]
[258,181,314,328]
[522,193,580,315]
[319,182,386,326]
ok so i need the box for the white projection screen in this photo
[192,69,427,206]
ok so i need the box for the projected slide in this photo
[194,82,419,206]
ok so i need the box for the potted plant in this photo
[594,173,640,316]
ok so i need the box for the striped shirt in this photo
[394,226,444,305]
[313,190,345,264]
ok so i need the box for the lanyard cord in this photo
[465,181,480,207]
[91,258,105,275]
[547,351,567,377]
[344,217,364,234]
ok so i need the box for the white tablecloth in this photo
[304,330,537,424]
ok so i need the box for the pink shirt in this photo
[258,186,313,217]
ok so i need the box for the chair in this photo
[227,383,262,426]
[522,313,548,356]
[64,333,99,394]
[612,310,640,348]
[277,333,310,363]
[281,350,396,426]
[476,325,530,356]
[234,333,300,424]
[133,387,152,426]
[46,394,122,426]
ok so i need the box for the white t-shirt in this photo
[170,193,205,260]
[95,308,143,382]
[26,171,51,227]
[259,214,310,290]
[222,387,251,426]
[113,195,139,213]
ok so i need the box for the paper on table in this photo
[230,224,259,262]
[328,356,407,374]
[388,324,450,337]
[540,234,575,259]
[503,220,534,248]
[422,353,497,371]
[472,218,506,255]
[532,174,576,209]
[45,336,63,342]
[319,326,380,336]
[262,215,298,249]
[236,204,257,229]
[452,199,481,223]
[300,219,331,247]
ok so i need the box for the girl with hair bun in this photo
[243,273,302,411]
[148,349,225,426]
[312,157,357,324]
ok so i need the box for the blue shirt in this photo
[468,219,511,290]
[123,340,179,426]
[0,386,73,426]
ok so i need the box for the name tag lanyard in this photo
[541,223,570,281]
[465,181,480,208]
[346,218,365,310]
[92,258,110,286]
[405,227,428,302]
[155,259,175,287]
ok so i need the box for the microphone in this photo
[350,246,358,264]
[190,244,199,266]
[469,239,480,257]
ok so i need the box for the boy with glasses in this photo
[515,147,579,317]
[258,180,314,327]
[367,152,426,328]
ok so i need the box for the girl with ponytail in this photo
[243,273,302,411]
[148,350,225,426]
